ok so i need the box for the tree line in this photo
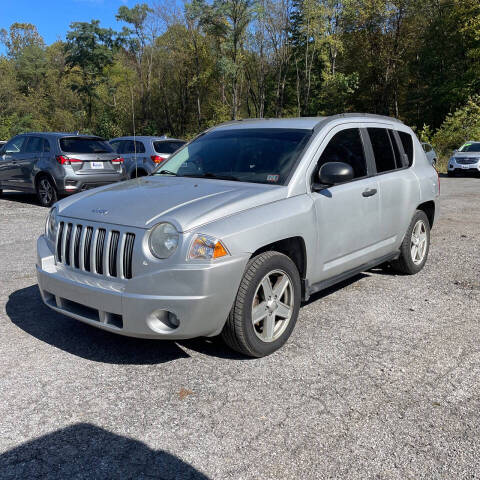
[0,0,479,162]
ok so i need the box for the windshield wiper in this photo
[182,172,240,182]
[157,169,177,176]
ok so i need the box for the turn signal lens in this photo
[188,235,229,260]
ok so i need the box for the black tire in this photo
[35,175,58,207]
[391,210,430,275]
[221,251,301,357]
[131,169,148,179]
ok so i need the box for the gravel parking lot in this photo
[1,177,479,479]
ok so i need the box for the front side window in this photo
[25,137,44,153]
[123,140,145,154]
[4,136,27,154]
[368,128,396,173]
[59,137,113,154]
[110,140,123,153]
[315,128,367,180]
[154,128,312,185]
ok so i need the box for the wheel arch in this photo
[250,236,307,298]
[417,200,435,228]
[34,171,58,190]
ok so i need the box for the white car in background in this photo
[448,141,480,177]
[421,142,438,167]
[109,136,186,178]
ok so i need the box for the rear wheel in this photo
[222,251,301,357]
[391,210,430,275]
[131,169,148,179]
[36,175,58,207]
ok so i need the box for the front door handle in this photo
[362,188,377,197]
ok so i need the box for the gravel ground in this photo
[0,177,479,479]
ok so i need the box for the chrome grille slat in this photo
[95,228,106,274]
[73,225,82,268]
[64,223,73,266]
[84,226,93,272]
[56,220,135,279]
[109,231,120,277]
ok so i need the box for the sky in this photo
[0,0,131,53]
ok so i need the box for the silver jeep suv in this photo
[0,133,127,206]
[36,114,440,357]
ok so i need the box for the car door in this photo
[310,125,382,282]
[0,136,28,189]
[365,127,418,256]
[17,136,44,189]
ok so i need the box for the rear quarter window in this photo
[398,131,414,166]
[60,137,113,154]
[154,141,186,154]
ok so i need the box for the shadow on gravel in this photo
[0,191,41,206]
[7,285,248,363]
[303,273,370,306]
[0,423,209,479]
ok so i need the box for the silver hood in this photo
[56,176,288,231]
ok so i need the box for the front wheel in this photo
[221,251,301,357]
[36,175,58,207]
[391,210,430,275]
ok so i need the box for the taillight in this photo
[112,157,124,164]
[56,155,82,165]
[151,155,166,164]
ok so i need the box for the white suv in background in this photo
[448,141,480,176]
[109,136,186,178]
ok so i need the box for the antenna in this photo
[130,86,137,179]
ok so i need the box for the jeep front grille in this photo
[456,157,478,165]
[56,221,135,279]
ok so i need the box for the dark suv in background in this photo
[0,133,127,206]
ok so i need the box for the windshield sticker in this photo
[267,174,279,183]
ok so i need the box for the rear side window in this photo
[154,141,186,154]
[398,131,414,166]
[316,128,367,179]
[368,128,396,173]
[60,137,113,154]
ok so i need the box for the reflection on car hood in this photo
[56,176,287,231]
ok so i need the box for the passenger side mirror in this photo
[314,162,354,190]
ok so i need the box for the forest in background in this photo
[1,0,480,168]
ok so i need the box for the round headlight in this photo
[149,222,179,259]
[45,207,57,242]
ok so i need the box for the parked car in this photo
[109,136,186,178]
[447,141,480,176]
[37,114,439,357]
[421,142,438,167]
[0,133,127,207]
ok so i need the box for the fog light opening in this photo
[147,309,180,333]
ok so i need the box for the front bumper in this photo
[36,235,249,339]
[448,160,480,173]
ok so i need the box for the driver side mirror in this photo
[314,162,354,190]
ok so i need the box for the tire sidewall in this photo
[241,253,301,357]
[36,176,57,207]
[402,211,431,274]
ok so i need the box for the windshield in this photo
[153,128,312,185]
[60,137,113,154]
[459,142,480,153]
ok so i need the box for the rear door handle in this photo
[362,188,377,197]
